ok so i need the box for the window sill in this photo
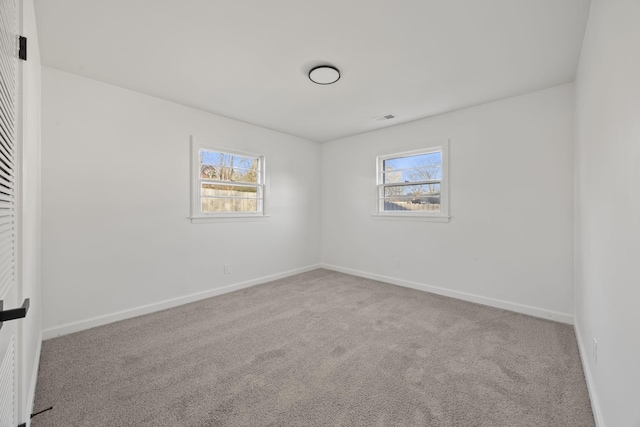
[371,213,450,223]
[190,215,270,224]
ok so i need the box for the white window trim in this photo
[190,137,269,223]
[373,141,450,222]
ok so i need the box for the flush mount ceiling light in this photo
[308,65,340,85]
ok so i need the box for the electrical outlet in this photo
[394,259,401,268]
[592,338,598,364]
[224,264,230,274]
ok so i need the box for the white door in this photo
[0,0,20,425]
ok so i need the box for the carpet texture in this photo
[32,269,594,426]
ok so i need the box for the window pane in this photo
[383,183,441,212]
[383,195,441,212]
[384,183,440,197]
[200,149,259,183]
[383,152,442,184]
[383,165,442,184]
[383,152,441,171]
[201,184,258,198]
[201,197,260,213]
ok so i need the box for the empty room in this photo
[0,0,638,426]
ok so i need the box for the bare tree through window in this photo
[198,148,263,214]
[378,150,444,213]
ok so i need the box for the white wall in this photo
[321,84,575,322]
[41,67,321,337]
[574,0,640,426]
[19,0,42,424]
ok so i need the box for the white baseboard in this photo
[321,264,574,324]
[574,319,605,427]
[23,331,42,427]
[42,264,321,340]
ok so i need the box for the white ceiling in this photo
[34,0,591,142]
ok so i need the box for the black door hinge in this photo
[18,36,27,61]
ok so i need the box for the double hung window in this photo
[376,143,449,220]
[192,142,265,219]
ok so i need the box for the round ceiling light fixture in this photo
[309,65,340,85]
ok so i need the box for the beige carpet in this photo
[32,269,594,426]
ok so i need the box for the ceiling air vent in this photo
[373,113,397,121]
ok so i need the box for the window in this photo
[191,140,266,220]
[376,143,449,220]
